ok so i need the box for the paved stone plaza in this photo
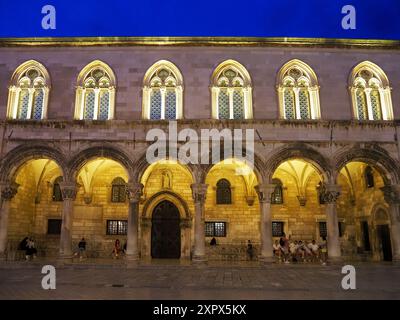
[0,260,399,299]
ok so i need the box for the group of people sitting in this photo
[273,233,328,265]
[18,237,37,260]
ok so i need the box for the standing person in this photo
[78,237,86,260]
[319,236,328,265]
[210,237,217,246]
[246,240,254,261]
[279,233,290,263]
[112,239,121,259]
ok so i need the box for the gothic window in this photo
[271,179,283,204]
[111,177,126,203]
[365,166,375,188]
[277,59,320,120]
[350,61,393,120]
[216,179,232,204]
[7,60,50,120]
[142,60,183,120]
[211,60,252,120]
[52,176,63,202]
[205,222,227,237]
[75,60,116,120]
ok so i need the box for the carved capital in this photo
[320,184,341,204]
[59,182,77,201]
[0,181,19,201]
[126,182,143,203]
[381,185,400,205]
[191,183,208,204]
[254,184,275,203]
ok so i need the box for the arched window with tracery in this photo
[75,60,116,120]
[216,179,232,204]
[349,61,393,121]
[52,176,63,202]
[142,60,183,120]
[111,177,126,203]
[277,59,320,120]
[271,179,283,204]
[7,60,50,120]
[211,60,252,120]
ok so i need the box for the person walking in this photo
[246,240,254,261]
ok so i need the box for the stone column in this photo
[255,184,275,263]
[58,182,77,261]
[191,183,208,263]
[0,182,19,261]
[321,184,342,261]
[381,185,400,263]
[126,182,143,266]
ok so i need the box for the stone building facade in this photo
[0,40,400,264]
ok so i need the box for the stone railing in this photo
[205,243,260,261]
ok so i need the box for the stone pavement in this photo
[0,259,399,300]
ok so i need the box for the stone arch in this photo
[67,145,134,182]
[200,146,266,184]
[10,60,51,88]
[0,144,66,182]
[333,145,400,185]
[77,60,116,87]
[264,143,332,183]
[211,59,252,87]
[277,59,319,87]
[371,203,390,225]
[349,61,390,89]
[132,151,196,184]
[142,190,191,219]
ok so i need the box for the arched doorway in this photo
[374,208,392,261]
[151,200,181,259]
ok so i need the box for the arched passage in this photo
[203,158,260,260]
[335,153,400,262]
[2,158,64,259]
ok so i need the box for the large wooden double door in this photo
[151,200,181,259]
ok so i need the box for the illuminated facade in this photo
[0,40,400,264]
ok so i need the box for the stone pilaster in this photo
[321,184,342,261]
[255,183,275,263]
[126,182,143,267]
[191,183,208,263]
[381,185,400,263]
[58,182,77,262]
[0,182,19,261]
